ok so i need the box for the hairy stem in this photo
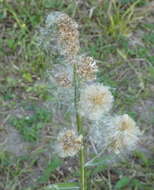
[73,64,86,190]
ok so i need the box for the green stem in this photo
[73,64,86,190]
[80,146,85,190]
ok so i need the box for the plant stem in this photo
[73,64,80,132]
[80,145,86,190]
[73,64,86,190]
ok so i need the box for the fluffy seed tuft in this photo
[55,129,82,158]
[79,83,113,120]
[105,114,142,154]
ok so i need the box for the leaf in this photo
[38,156,62,183]
[43,182,80,190]
[0,11,7,20]
[85,155,113,177]
[115,176,130,189]
[7,39,16,49]
[148,66,154,80]
[85,155,113,167]
[43,0,64,8]
[134,151,149,167]
[22,72,33,82]
[131,179,142,188]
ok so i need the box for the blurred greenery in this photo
[10,106,52,142]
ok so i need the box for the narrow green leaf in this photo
[85,155,113,177]
[115,176,130,189]
[85,155,113,167]
[38,156,62,183]
[134,151,149,167]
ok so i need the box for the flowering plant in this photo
[38,12,142,190]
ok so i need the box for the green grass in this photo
[0,0,154,189]
[10,106,52,142]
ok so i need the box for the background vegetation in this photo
[0,0,154,189]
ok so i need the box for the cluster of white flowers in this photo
[38,12,142,158]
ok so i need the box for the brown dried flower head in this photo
[57,14,80,56]
[49,64,73,88]
[54,72,72,88]
[44,12,80,57]
[56,129,82,158]
[77,56,98,81]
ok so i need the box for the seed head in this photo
[54,73,72,88]
[46,12,80,57]
[107,114,142,154]
[55,129,82,158]
[79,83,113,120]
[49,64,73,88]
[57,15,80,56]
[77,56,98,81]
[89,114,142,156]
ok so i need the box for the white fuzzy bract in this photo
[79,83,113,120]
[55,129,82,158]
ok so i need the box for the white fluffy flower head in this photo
[55,129,82,158]
[79,83,113,120]
[107,114,142,154]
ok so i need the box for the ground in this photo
[0,0,154,190]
